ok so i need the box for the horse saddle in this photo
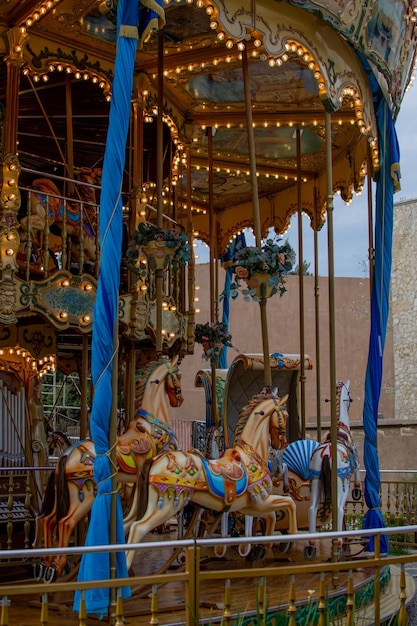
[201,450,248,506]
[117,435,154,473]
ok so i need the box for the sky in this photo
[195,83,417,277]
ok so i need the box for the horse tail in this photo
[137,458,152,521]
[39,470,57,517]
[321,453,332,514]
[55,454,70,524]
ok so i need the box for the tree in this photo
[289,260,312,276]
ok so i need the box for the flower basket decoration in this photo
[194,322,233,363]
[127,222,191,275]
[228,239,295,301]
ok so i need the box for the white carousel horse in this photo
[303,380,361,560]
[126,389,297,571]
[33,355,182,583]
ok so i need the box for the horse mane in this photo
[234,390,276,441]
[335,380,343,420]
[135,358,166,409]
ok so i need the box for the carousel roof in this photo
[1,0,416,253]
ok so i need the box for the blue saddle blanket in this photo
[200,456,248,500]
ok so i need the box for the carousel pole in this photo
[65,75,75,195]
[242,46,272,389]
[313,214,322,442]
[296,129,306,437]
[80,335,89,439]
[325,110,339,577]
[367,143,374,296]
[155,30,164,355]
[207,127,220,425]
[186,144,196,352]
[109,329,118,620]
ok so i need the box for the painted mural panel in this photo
[282,0,416,108]
[366,0,406,69]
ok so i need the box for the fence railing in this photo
[0,526,416,625]
[1,468,417,624]
[2,467,417,553]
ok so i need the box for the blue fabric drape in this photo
[362,98,400,554]
[74,0,164,617]
[219,232,247,368]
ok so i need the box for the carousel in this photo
[0,0,415,623]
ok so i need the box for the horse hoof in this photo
[238,543,251,558]
[352,488,362,501]
[304,545,317,561]
[44,566,58,584]
[278,540,292,554]
[33,561,44,581]
[246,545,266,562]
[214,546,227,558]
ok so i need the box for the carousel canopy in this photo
[1,0,416,255]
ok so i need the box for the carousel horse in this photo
[33,355,182,583]
[126,389,298,570]
[303,380,361,560]
[213,397,290,559]
[20,169,101,265]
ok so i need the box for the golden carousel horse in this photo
[20,169,101,268]
[126,389,297,571]
[34,355,182,583]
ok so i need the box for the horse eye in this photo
[260,411,264,416]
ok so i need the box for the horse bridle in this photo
[150,365,182,403]
[339,381,353,407]
[255,397,288,439]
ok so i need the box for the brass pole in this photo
[242,46,271,388]
[296,129,306,437]
[325,111,339,573]
[132,86,144,192]
[207,127,218,425]
[186,145,196,349]
[65,75,74,195]
[80,335,88,440]
[3,61,20,154]
[367,143,374,295]
[208,127,216,322]
[109,330,118,621]
[313,222,322,442]
[128,348,136,424]
[3,28,28,154]
[155,30,164,355]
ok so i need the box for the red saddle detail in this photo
[209,457,245,482]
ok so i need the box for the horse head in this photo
[337,379,352,429]
[164,355,183,408]
[269,393,289,450]
[136,356,183,428]
[234,389,288,461]
[32,178,62,220]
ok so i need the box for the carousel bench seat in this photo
[195,352,313,448]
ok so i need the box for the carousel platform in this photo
[3,530,415,625]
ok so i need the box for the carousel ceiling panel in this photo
[282,0,417,112]
[1,0,401,251]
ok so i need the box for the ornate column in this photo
[0,27,28,324]
[0,154,21,324]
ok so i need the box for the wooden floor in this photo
[2,528,400,626]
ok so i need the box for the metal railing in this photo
[1,468,417,624]
[0,526,415,625]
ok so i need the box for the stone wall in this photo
[391,198,417,421]
[170,205,417,473]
